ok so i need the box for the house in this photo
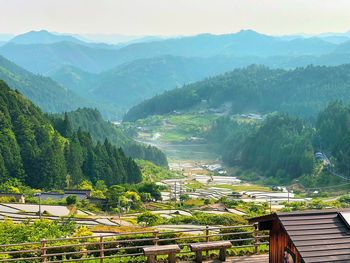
[0,193,25,203]
[40,192,64,201]
[41,189,92,201]
[250,209,350,262]
[64,189,92,200]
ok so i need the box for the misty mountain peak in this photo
[9,29,83,45]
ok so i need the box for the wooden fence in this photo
[0,224,269,262]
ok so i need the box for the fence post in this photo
[41,239,47,263]
[153,230,159,246]
[253,223,259,254]
[205,225,209,242]
[205,225,209,257]
[100,235,104,263]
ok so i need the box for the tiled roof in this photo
[279,209,350,263]
[251,209,350,263]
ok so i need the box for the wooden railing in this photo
[0,224,269,262]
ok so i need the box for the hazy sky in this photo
[2,0,350,36]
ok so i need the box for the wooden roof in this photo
[250,209,350,263]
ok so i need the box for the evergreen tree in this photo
[64,135,84,186]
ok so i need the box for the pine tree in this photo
[64,135,84,187]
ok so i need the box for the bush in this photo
[66,195,78,205]
[167,212,246,226]
[0,219,76,244]
[137,212,162,226]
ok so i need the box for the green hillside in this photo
[50,108,168,167]
[124,64,350,121]
[205,101,350,186]
[0,54,89,113]
[0,80,141,189]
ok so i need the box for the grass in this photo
[91,225,149,233]
[146,202,173,210]
[137,159,183,182]
[161,131,189,142]
[213,184,271,192]
[134,113,219,143]
[183,198,205,207]
[186,180,206,190]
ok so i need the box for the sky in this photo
[2,0,350,36]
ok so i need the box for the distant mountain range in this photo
[0,29,343,74]
[9,30,85,45]
[2,29,350,119]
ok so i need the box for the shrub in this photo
[66,195,78,205]
[137,212,162,226]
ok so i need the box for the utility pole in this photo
[39,194,41,219]
[34,193,42,219]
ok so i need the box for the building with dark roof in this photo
[250,209,350,263]
[41,189,92,201]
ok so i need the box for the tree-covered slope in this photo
[47,65,97,95]
[50,54,350,118]
[124,64,350,121]
[206,114,315,183]
[48,56,254,111]
[50,108,168,167]
[0,54,89,113]
[0,81,141,189]
[205,101,350,185]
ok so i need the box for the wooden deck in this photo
[182,254,269,263]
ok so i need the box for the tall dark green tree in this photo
[64,135,84,186]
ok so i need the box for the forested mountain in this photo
[315,101,350,175]
[0,54,89,113]
[3,30,350,120]
[49,56,250,108]
[50,108,168,167]
[124,64,350,121]
[50,54,350,115]
[206,101,350,184]
[48,65,97,95]
[207,114,315,183]
[4,30,350,120]
[0,80,141,189]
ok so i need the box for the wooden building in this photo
[250,209,350,263]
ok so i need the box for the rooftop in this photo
[251,208,350,263]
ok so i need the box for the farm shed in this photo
[250,209,350,263]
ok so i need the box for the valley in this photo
[3,23,350,262]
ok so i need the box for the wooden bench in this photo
[189,241,232,263]
[143,244,181,263]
